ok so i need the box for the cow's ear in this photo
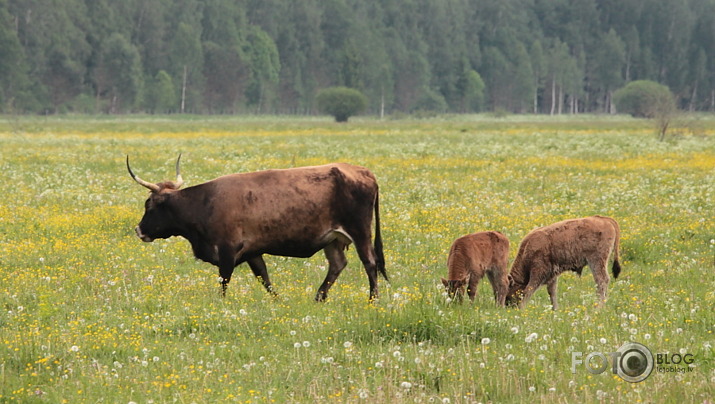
[441,277,449,287]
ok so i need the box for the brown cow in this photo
[127,155,387,301]
[506,215,621,310]
[441,231,510,306]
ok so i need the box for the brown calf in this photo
[441,231,510,306]
[506,215,621,310]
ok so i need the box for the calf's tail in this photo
[374,191,388,282]
[610,218,622,279]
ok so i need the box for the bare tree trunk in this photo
[550,78,556,116]
[689,84,697,112]
[558,86,563,115]
[181,65,187,114]
[380,88,385,119]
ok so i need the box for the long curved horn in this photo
[174,153,184,188]
[127,155,161,192]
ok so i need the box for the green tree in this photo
[245,27,281,112]
[96,33,144,112]
[9,0,90,112]
[590,29,626,113]
[529,40,547,113]
[131,0,171,75]
[202,41,247,113]
[455,59,485,113]
[144,70,176,113]
[315,86,367,122]
[168,21,203,113]
[0,0,31,111]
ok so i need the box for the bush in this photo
[315,87,367,122]
[613,80,675,118]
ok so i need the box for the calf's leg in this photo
[467,270,483,302]
[487,269,508,307]
[547,277,559,310]
[517,266,548,309]
[588,257,610,307]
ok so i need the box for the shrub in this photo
[315,87,367,122]
[613,80,675,118]
[614,80,678,140]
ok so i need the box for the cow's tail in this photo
[609,217,622,279]
[374,190,388,282]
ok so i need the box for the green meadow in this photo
[0,115,713,403]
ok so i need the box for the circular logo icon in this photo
[616,342,654,382]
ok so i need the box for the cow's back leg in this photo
[247,256,276,296]
[587,255,610,307]
[352,233,380,301]
[315,239,349,302]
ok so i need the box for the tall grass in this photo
[1,115,713,402]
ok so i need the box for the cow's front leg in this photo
[247,256,277,296]
[218,243,242,297]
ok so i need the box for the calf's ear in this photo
[441,277,449,287]
[507,274,514,287]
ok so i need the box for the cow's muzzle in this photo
[135,226,154,242]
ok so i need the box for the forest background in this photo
[1,0,714,116]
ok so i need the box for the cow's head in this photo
[127,155,184,242]
[441,277,466,303]
[505,274,524,307]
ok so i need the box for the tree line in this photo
[1,0,714,115]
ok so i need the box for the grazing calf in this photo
[441,231,510,306]
[506,215,621,310]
